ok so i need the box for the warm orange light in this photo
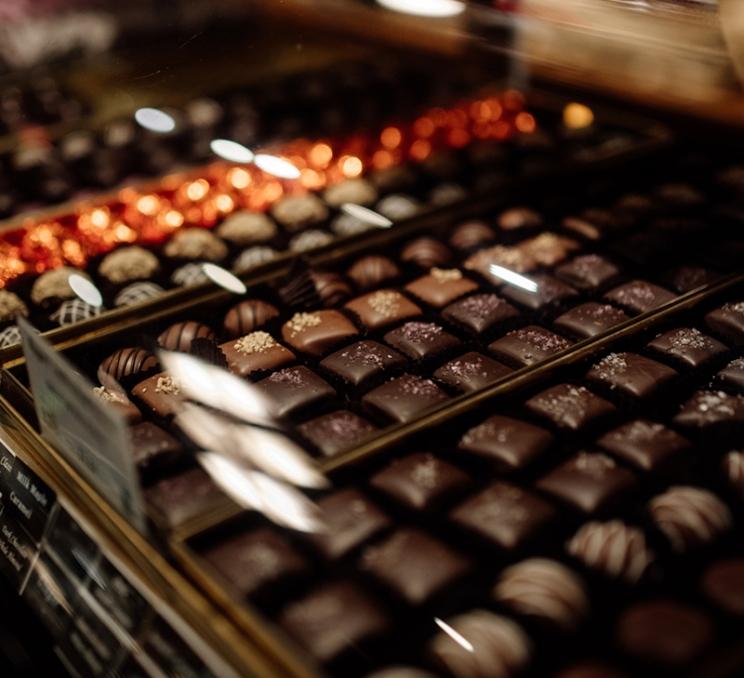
[380,127,402,149]
[263,180,283,203]
[469,100,490,122]
[62,239,86,266]
[413,117,435,139]
[448,109,468,128]
[503,90,526,112]
[300,168,325,190]
[448,128,470,148]
[186,179,210,202]
[485,97,503,121]
[339,155,363,178]
[372,149,395,170]
[429,108,448,126]
[563,102,594,129]
[515,112,537,134]
[89,207,110,229]
[163,210,184,228]
[215,194,234,213]
[227,167,251,190]
[492,120,512,139]
[308,143,333,168]
[137,194,161,216]
[410,139,432,161]
[113,223,137,242]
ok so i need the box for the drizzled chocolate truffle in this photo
[449,221,496,250]
[289,229,333,252]
[309,272,352,307]
[400,237,451,269]
[171,262,209,287]
[271,194,328,231]
[223,299,279,338]
[323,178,378,207]
[0,290,28,323]
[347,256,400,290]
[158,321,216,352]
[216,211,277,245]
[232,246,279,274]
[498,207,542,231]
[98,246,159,284]
[50,299,102,326]
[31,266,88,305]
[0,325,21,348]
[114,282,164,307]
[98,348,158,382]
[164,228,228,262]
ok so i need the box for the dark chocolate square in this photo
[202,528,307,598]
[719,357,744,391]
[144,468,224,529]
[320,340,406,389]
[489,326,572,367]
[458,415,553,470]
[128,422,182,473]
[536,452,637,513]
[256,366,335,418]
[526,384,615,431]
[555,254,620,291]
[605,280,676,314]
[359,529,469,604]
[345,290,421,331]
[433,352,512,393]
[280,310,358,357]
[554,303,629,339]
[667,266,718,294]
[451,482,556,550]
[705,301,744,345]
[370,453,469,510]
[219,332,295,377]
[442,293,520,335]
[500,274,578,311]
[384,322,460,361]
[674,390,744,428]
[404,269,478,308]
[297,411,377,457]
[587,352,677,398]
[647,328,727,369]
[597,420,691,472]
[363,374,448,423]
[280,581,389,663]
[309,489,390,559]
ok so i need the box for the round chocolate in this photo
[401,238,451,269]
[289,229,333,253]
[0,290,28,323]
[216,211,277,245]
[449,221,495,251]
[98,246,160,284]
[158,321,216,352]
[31,266,89,306]
[171,262,209,287]
[163,228,228,262]
[429,183,466,207]
[347,256,400,290]
[701,558,744,616]
[330,212,373,237]
[498,207,543,231]
[99,348,158,381]
[232,246,279,274]
[223,299,279,338]
[50,299,102,326]
[375,194,420,221]
[723,451,744,498]
[0,325,21,348]
[323,178,378,207]
[310,272,352,307]
[115,282,164,307]
[271,194,328,231]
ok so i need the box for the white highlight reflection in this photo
[434,617,474,652]
[341,203,393,228]
[488,264,538,293]
[376,0,465,17]
[210,138,254,164]
[134,107,176,133]
[202,263,247,294]
[68,274,103,307]
[254,153,301,179]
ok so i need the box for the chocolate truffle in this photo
[144,468,224,529]
[345,290,421,331]
[384,321,459,361]
[330,212,374,237]
[449,221,495,250]
[656,182,705,206]
[158,321,216,352]
[647,327,727,368]
[518,232,579,267]
[128,422,182,473]
[31,266,89,305]
[132,373,182,417]
[171,262,209,287]
[434,352,512,393]
[604,280,676,314]
[98,246,159,284]
[281,310,358,357]
[0,290,27,323]
[114,282,164,307]
[309,272,352,308]
[648,486,732,552]
[92,386,141,424]
[459,415,553,470]
[50,299,102,326]
[586,352,677,399]
[498,207,542,231]
[701,558,744,616]
[216,211,277,245]
[705,301,744,344]
[296,410,377,457]
[400,238,451,269]
[500,274,577,311]
[232,246,279,273]
[289,229,333,252]
[430,610,531,678]
[220,332,294,377]
[442,294,519,335]
[375,194,420,220]
[555,303,628,339]
[223,299,279,338]
[256,366,335,418]
[667,265,718,293]
[0,325,21,348]
[526,384,615,431]
[323,178,378,207]
[363,374,447,423]
[723,451,744,498]
[404,268,478,308]
[555,254,619,291]
[567,520,654,582]
[347,256,400,290]
[99,348,158,382]
[489,326,572,367]
[718,357,744,391]
[360,529,469,604]
[674,390,744,428]
[320,340,406,389]
[429,182,466,206]
[164,228,228,262]
[271,194,328,231]
[597,420,690,472]
[494,558,588,631]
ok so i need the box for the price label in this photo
[18,318,145,532]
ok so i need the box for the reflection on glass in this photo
[133,107,176,133]
[488,264,539,293]
[254,154,301,180]
[201,263,247,294]
[209,139,255,164]
[376,0,466,17]
[340,203,394,228]
[434,617,474,651]
[68,273,103,307]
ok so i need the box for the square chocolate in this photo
[442,293,520,335]
[363,374,448,423]
[404,268,478,308]
[464,244,536,279]
[320,340,406,389]
[345,290,421,331]
[384,321,460,361]
[370,453,469,511]
[256,366,335,418]
[647,327,727,369]
[279,581,389,663]
[597,420,690,472]
[202,528,307,598]
[144,468,224,529]
[674,390,744,428]
[555,254,620,291]
[310,489,391,559]
[536,452,637,513]
[517,232,580,267]
[719,357,744,391]
[359,529,469,604]
[526,384,615,431]
[128,422,182,474]
[489,326,572,367]
[500,275,578,311]
[586,352,677,399]
[458,415,553,470]
[93,387,141,424]
[297,411,377,457]
[434,352,512,393]
[605,280,676,315]
[132,373,183,417]
[280,310,358,357]
[554,303,628,339]
[451,482,556,550]
[219,332,295,377]
[706,301,744,345]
